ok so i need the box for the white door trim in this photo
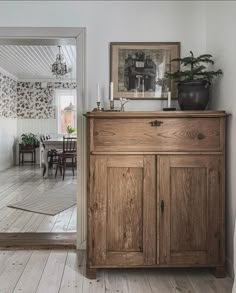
[0,27,87,249]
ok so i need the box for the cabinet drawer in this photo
[92,118,222,152]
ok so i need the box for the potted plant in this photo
[166,51,223,110]
[66,125,76,136]
[20,133,40,149]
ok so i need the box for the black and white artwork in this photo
[110,42,180,99]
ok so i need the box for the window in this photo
[56,89,77,134]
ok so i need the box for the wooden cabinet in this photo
[86,111,226,279]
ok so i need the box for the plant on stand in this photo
[21,133,39,149]
[166,51,223,110]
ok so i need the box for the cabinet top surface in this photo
[85,110,226,119]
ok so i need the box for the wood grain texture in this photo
[88,155,156,268]
[0,232,76,249]
[93,118,222,152]
[159,155,223,266]
[107,165,143,253]
[170,167,207,253]
[88,155,107,266]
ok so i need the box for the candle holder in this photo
[163,91,176,111]
[92,101,103,112]
[110,100,114,110]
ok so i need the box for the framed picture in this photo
[110,42,180,100]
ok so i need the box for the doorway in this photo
[0,28,86,249]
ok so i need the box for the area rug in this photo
[8,184,76,216]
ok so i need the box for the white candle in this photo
[97,83,100,102]
[168,91,171,108]
[110,82,113,101]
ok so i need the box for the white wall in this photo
[206,1,236,277]
[17,119,57,138]
[0,1,206,111]
[0,117,17,172]
[16,118,57,164]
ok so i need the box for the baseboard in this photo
[226,257,234,278]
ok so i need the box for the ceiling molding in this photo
[0,38,76,46]
[0,27,83,38]
[0,65,18,81]
[17,78,77,83]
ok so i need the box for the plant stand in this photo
[19,144,36,165]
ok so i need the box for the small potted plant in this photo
[66,125,76,136]
[166,51,223,110]
[20,133,40,149]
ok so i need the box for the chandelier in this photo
[51,46,68,79]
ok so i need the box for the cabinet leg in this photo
[213,265,225,278]
[86,267,97,279]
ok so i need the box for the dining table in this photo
[40,137,77,178]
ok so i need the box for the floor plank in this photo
[124,269,153,293]
[0,250,32,293]
[36,250,68,293]
[67,206,77,232]
[59,251,85,293]
[13,250,50,293]
[104,269,129,293]
[145,269,175,293]
[51,207,74,232]
[169,269,197,293]
[36,214,59,232]
[82,269,106,293]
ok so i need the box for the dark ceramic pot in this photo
[177,80,210,110]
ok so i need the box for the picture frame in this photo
[110,42,180,100]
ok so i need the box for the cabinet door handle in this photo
[150,120,163,127]
[161,200,165,213]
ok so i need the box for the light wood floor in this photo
[0,166,76,233]
[0,249,233,293]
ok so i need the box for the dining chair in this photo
[40,135,59,176]
[55,136,77,180]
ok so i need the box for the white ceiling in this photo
[0,45,76,81]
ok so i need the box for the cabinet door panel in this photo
[159,155,223,265]
[170,167,207,253]
[88,155,156,266]
[107,167,143,252]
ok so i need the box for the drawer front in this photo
[92,118,222,152]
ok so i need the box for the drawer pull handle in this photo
[197,133,205,140]
[161,200,165,213]
[150,120,163,127]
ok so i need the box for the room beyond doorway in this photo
[0,28,86,249]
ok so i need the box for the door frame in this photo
[0,27,87,249]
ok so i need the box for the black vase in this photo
[177,80,210,110]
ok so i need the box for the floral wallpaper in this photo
[17,82,77,119]
[0,72,17,118]
[0,77,77,119]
